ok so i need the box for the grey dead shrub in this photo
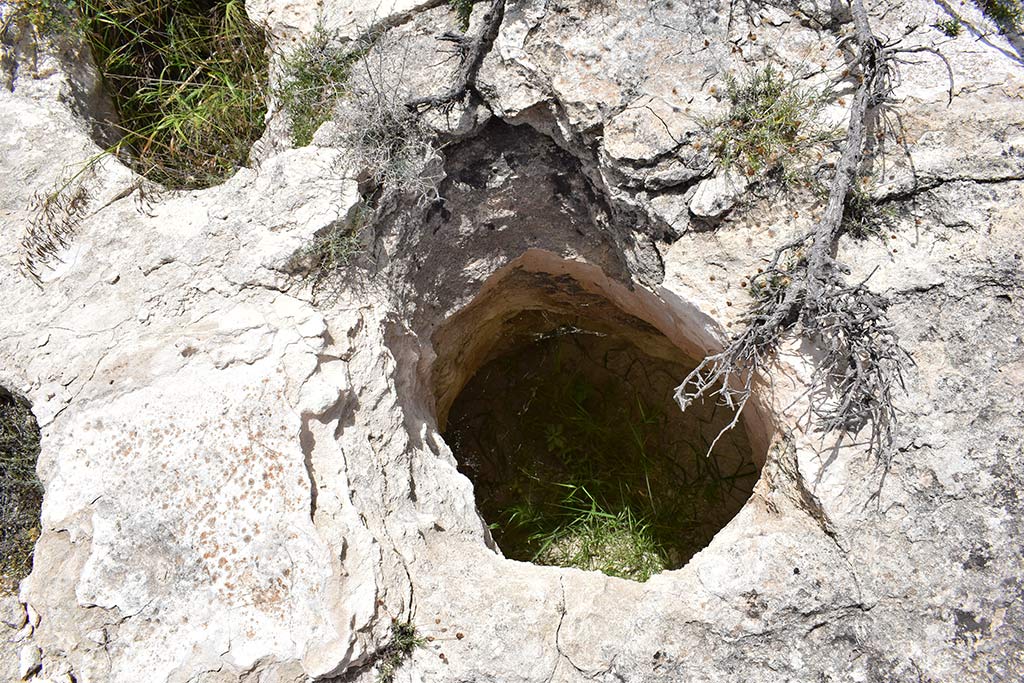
[328,30,441,202]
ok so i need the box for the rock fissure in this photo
[877,172,1024,204]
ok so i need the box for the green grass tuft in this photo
[0,388,43,594]
[841,183,897,241]
[448,0,477,30]
[934,17,963,37]
[77,0,269,189]
[530,487,667,581]
[376,621,425,683]
[704,64,835,179]
[274,22,363,147]
[300,200,368,297]
[975,0,1024,32]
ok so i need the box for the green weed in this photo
[704,64,834,179]
[841,183,896,241]
[934,17,963,37]
[308,202,365,280]
[448,0,477,30]
[975,0,1023,32]
[288,200,372,300]
[376,621,425,683]
[6,0,76,36]
[531,487,667,581]
[0,388,43,594]
[274,22,363,147]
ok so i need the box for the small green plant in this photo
[376,621,425,683]
[841,183,897,241]
[748,256,799,307]
[274,23,363,147]
[0,387,43,594]
[310,219,362,273]
[448,0,478,30]
[7,0,76,36]
[933,17,963,37]
[704,64,835,179]
[302,201,368,296]
[77,0,269,189]
[975,0,1024,32]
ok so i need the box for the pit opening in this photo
[0,385,42,594]
[434,254,768,582]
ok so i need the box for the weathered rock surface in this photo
[1,0,1023,681]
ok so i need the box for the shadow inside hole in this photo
[0,385,43,594]
[442,310,761,582]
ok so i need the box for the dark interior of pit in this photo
[439,272,763,582]
[0,385,42,594]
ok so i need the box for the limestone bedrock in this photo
[1,0,1023,681]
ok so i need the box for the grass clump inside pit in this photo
[0,388,43,594]
[12,0,269,189]
[444,326,759,582]
[79,0,269,188]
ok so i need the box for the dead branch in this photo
[675,0,921,461]
[406,0,506,112]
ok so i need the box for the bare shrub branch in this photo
[674,0,948,461]
[331,29,443,202]
[405,0,505,112]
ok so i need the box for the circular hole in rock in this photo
[435,262,767,582]
[0,385,43,593]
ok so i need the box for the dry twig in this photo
[405,0,505,112]
[673,0,951,461]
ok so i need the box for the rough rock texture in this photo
[1,0,1023,682]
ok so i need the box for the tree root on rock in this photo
[674,0,955,461]
[406,0,506,112]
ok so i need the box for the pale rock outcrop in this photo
[1,0,1023,681]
